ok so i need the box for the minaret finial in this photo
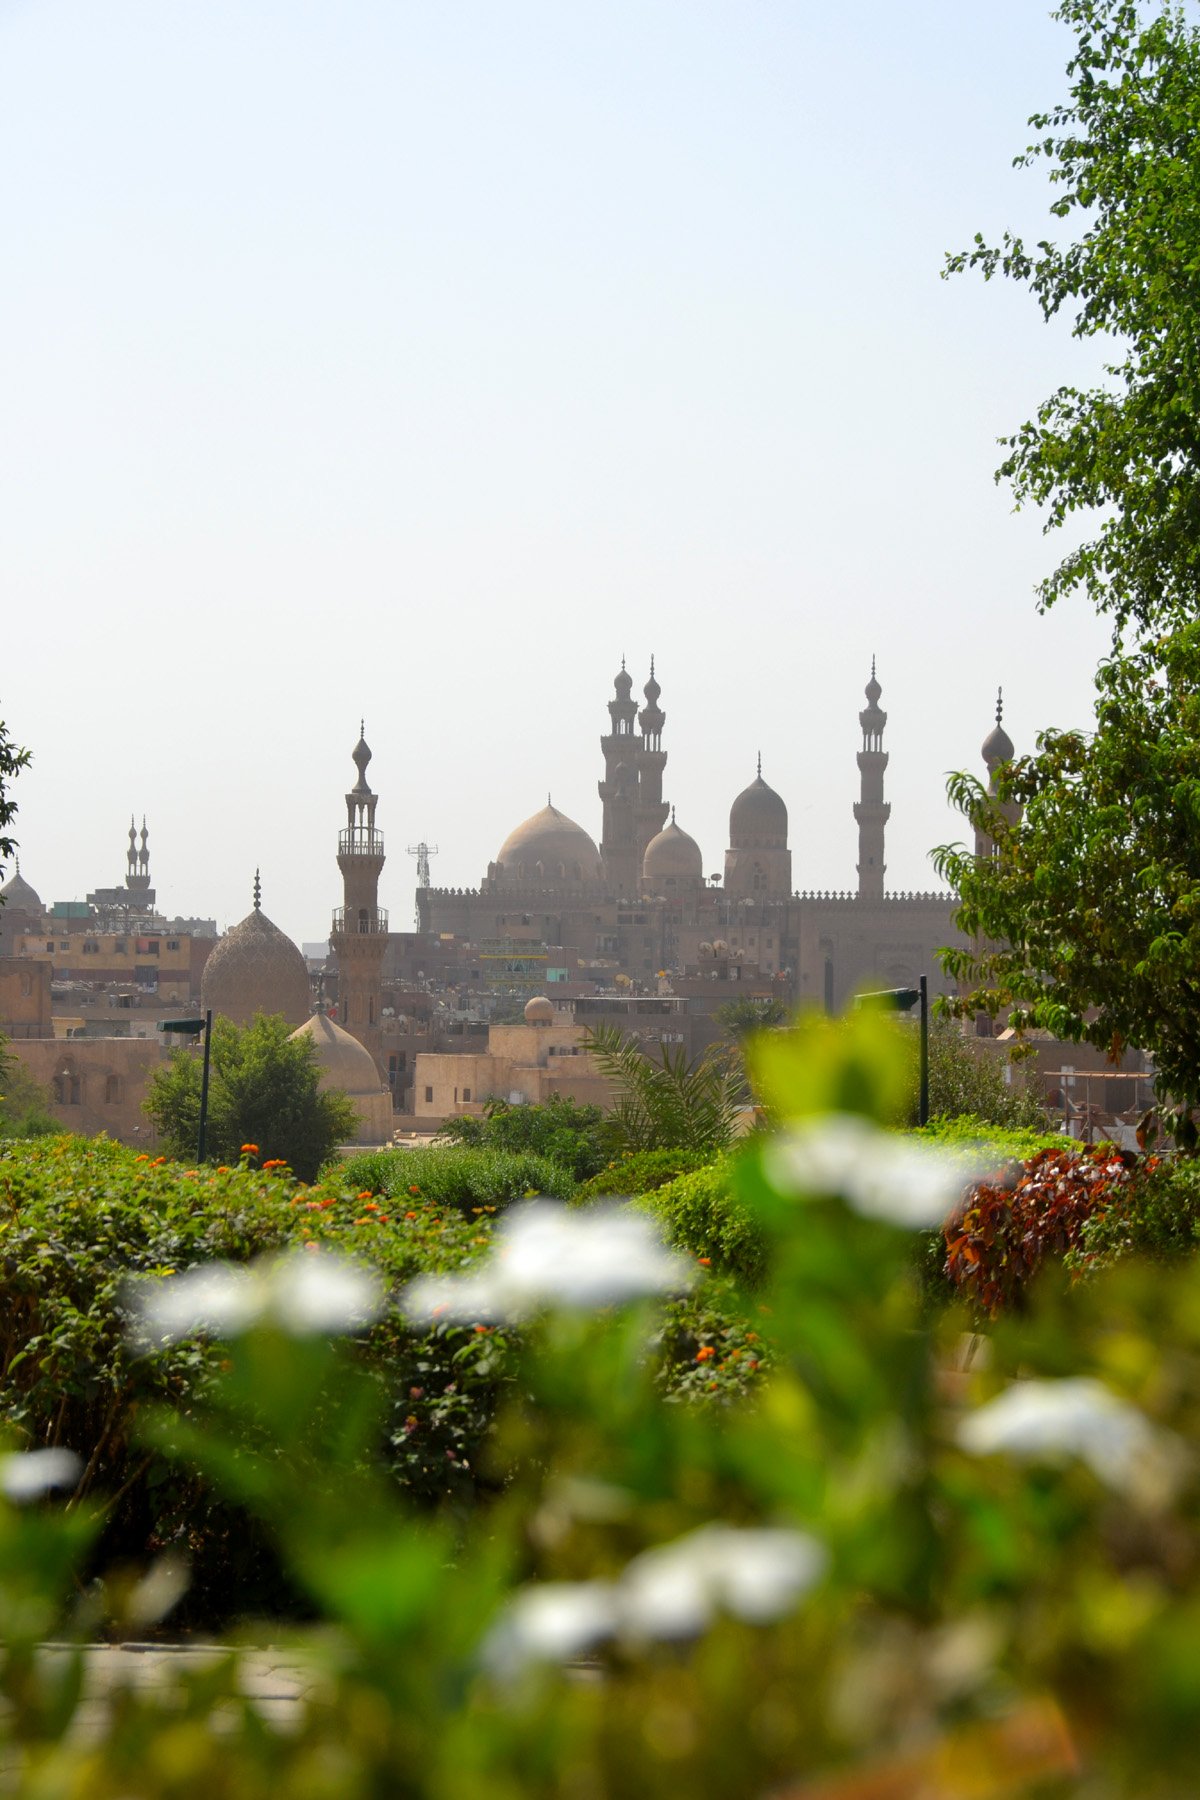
[871,653,876,678]
[671,805,676,824]
[621,654,626,671]
[253,868,261,912]
[757,750,762,779]
[547,791,552,808]
[996,686,1004,726]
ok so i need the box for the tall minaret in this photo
[853,660,890,901]
[126,815,152,896]
[634,657,669,864]
[599,659,641,895]
[329,723,388,1066]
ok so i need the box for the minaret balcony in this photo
[332,906,389,935]
[338,828,385,858]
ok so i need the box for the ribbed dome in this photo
[729,772,788,849]
[290,1012,386,1096]
[496,803,603,884]
[643,817,703,883]
[0,867,42,912]
[201,904,312,1029]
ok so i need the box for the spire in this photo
[671,805,676,824]
[253,869,262,912]
[996,686,1004,726]
[757,750,762,779]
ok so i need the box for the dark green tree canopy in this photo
[937,622,1200,1138]
[947,0,1200,637]
[144,1013,359,1180]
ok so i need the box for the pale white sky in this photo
[2,0,1113,945]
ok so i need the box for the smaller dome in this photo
[614,660,633,698]
[982,689,1014,767]
[643,814,703,883]
[524,995,555,1025]
[1,864,42,912]
[729,766,788,848]
[291,1012,386,1095]
[201,880,312,1029]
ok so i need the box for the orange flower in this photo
[358,1190,373,1201]
[696,1346,716,1362]
[474,1325,489,1335]
[216,1165,230,1174]
[405,1210,417,1220]
[697,1256,711,1267]
[134,1154,150,1164]
[263,1158,288,1171]
[378,1214,389,1223]
[241,1143,259,1155]
[151,1156,166,1167]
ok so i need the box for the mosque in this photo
[414,658,964,1015]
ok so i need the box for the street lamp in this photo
[856,974,929,1126]
[158,1009,213,1162]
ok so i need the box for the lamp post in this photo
[856,974,929,1126]
[158,1009,213,1162]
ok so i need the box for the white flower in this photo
[481,1582,618,1676]
[620,1524,829,1638]
[0,1447,82,1501]
[958,1377,1168,1494]
[130,1251,383,1345]
[483,1524,828,1677]
[402,1201,695,1325]
[765,1113,976,1229]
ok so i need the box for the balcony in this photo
[338,828,385,858]
[331,907,389,935]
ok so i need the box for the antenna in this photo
[407,841,439,926]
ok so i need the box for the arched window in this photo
[358,908,369,934]
[105,1074,123,1104]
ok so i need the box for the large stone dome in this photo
[495,803,603,885]
[729,771,788,849]
[643,816,703,885]
[201,899,312,1029]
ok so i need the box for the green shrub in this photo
[339,1143,573,1211]
[636,1157,767,1286]
[910,1020,1051,1131]
[1072,1153,1200,1268]
[0,1135,509,1623]
[910,1112,1065,1160]
[437,1094,608,1182]
[573,1146,714,1204]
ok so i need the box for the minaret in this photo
[599,659,642,895]
[634,657,669,865]
[976,688,1017,860]
[853,659,890,902]
[126,815,152,896]
[329,723,388,1066]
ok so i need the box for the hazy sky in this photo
[2,0,1114,946]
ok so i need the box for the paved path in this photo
[35,1641,316,1738]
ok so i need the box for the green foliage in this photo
[636,1159,767,1287]
[573,1146,714,1204]
[144,1012,358,1181]
[5,1004,1200,1792]
[437,1093,608,1181]
[713,995,789,1041]
[0,1135,510,1622]
[938,623,1200,1141]
[914,1018,1050,1131]
[0,712,30,872]
[0,1060,57,1139]
[584,1022,744,1155]
[339,1142,574,1210]
[947,0,1200,639]
[1074,1151,1200,1267]
[910,1112,1065,1159]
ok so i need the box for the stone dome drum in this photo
[495,803,603,885]
[201,896,312,1029]
[643,817,703,884]
[729,771,788,849]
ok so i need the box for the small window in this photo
[167,939,180,952]
[20,973,31,997]
[82,940,100,955]
[59,941,69,952]
[424,1086,434,1104]
[114,939,126,953]
[105,1074,123,1104]
[45,941,54,953]
[462,1087,471,1103]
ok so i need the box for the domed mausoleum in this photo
[491,802,604,889]
[725,757,792,901]
[0,863,43,916]
[642,810,703,897]
[201,873,312,1029]
[289,1010,393,1145]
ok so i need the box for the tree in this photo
[436,1094,608,1182]
[937,623,1200,1141]
[583,1024,744,1156]
[713,996,790,1042]
[145,1013,358,1180]
[912,1018,1049,1131]
[946,0,1200,638]
[0,1056,57,1139]
[0,711,30,872]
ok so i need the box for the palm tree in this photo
[584,1023,744,1155]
